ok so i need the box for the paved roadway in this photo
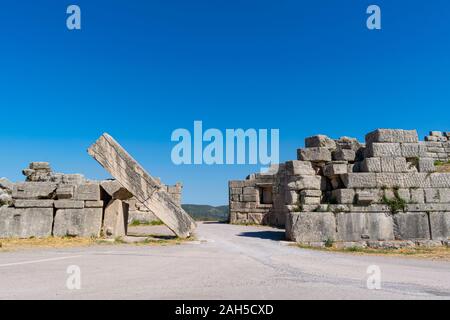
[0,222,449,299]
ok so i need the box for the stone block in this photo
[336,212,394,242]
[285,191,299,205]
[424,188,440,203]
[401,143,422,158]
[415,240,443,247]
[14,200,54,208]
[365,129,418,144]
[56,185,74,199]
[74,183,101,201]
[85,200,104,208]
[366,143,402,157]
[332,149,356,162]
[230,187,242,195]
[248,212,264,224]
[430,173,450,188]
[12,183,57,199]
[103,199,129,238]
[100,180,133,200]
[360,158,381,173]
[53,208,103,237]
[285,161,316,175]
[0,207,53,238]
[439,189,450,203]
[323,163,347,177]
[332,189,355,204]
[60,174,86,185]
[341,173,377,188]
[428,212,450,240]
[300,190,322,197]
[380,157,408,173]
[297,147,332,162]
[418,158,436,173]
[393,212,430,240]
[305,135,336,149]
[301,196,321,205]
[287,175,323,191]
[410,188,425,204]
[355,190,378,205]
[242,194,258,202]
[0,178,14,191]
[243,187,258,195]
[430,131,443,137]
[54,200,85,209]
[29,162,51,170]
[286,212,336,242]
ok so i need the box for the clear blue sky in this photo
[0,1,449,205]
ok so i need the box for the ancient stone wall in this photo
[229,129,450,247]
[0,162,183,238]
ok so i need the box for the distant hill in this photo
[182,204,229,222]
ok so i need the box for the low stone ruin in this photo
[0,162,184,239]
[229,129,450,248]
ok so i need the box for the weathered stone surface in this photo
[430,173,450,188]
[14,200,54,208]
[54,200,84,209]
[285,161,315,175]
[323,163,347,177]
[410,188,425,204]
[103,199,129,238]
[332,189,355,204]
[297,147,332,162]
[305,135,336,150]
[341,173,377,188]
[336,212,394,242]
[366,143,402,158]
[12,183,57,199]
[367,240,415,249]
[56,185,74,199]
[365,129,418,144]
[53,208,103,237]
[74,183,100,201]
[85,200,104,208]
[0,178,14,191]
[300,190,322,197]
[360,158,381,173]
[88,133,196,238]
[0,207,53,238]
[418,158,436,173]
[429,212,450,241]
[332,149,356,162]
[355,190,377,205]
[286,212,336,242]
[380,157,408,173]
[393,212,430,240]
[287,175,322,190]
[285,191,299,205]
[29,162,51,170]
[100,180,133,200]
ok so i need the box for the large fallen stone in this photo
[53,208,103,237]
[0,207,53,238]
[103,199,129,238]
[88,133,196,238]
[286,212,336,242]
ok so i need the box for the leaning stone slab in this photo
[88,133,196,238]
[286,212,336,242]
[14,200,54,208]
[393,212,430,240]
[53,208,103,237]
[429,212,450,241]
[0,207,53,238]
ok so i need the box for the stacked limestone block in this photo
[126,182,183,224]
[424,131,450,162]
[230,129,450,248]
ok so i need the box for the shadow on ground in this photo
[237,230,286,241]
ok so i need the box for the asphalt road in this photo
[0,222,449,300]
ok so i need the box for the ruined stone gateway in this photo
[0,133,195,239]
[229,129,450,248]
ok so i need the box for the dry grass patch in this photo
[295,244,450,261]
[0,237,97,252]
